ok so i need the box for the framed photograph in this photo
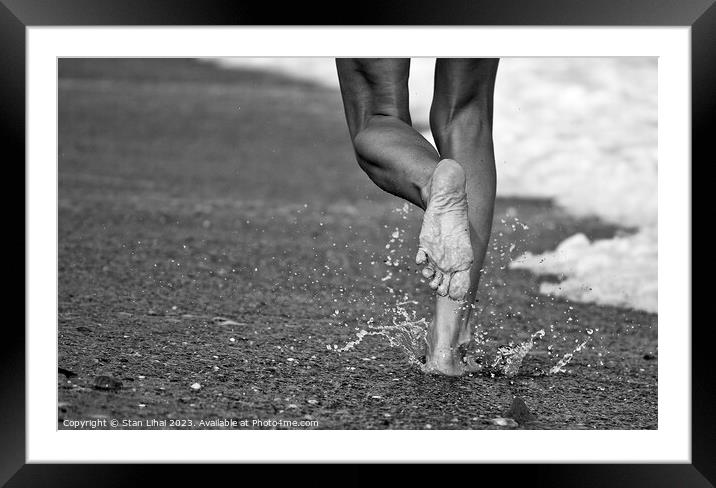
[8,0,709,484]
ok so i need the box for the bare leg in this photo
[423,58,499,375]
[338,59,474,300]
[336,58,497,376]
[335,58,437,209]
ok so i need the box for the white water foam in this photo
[511,229,657,313]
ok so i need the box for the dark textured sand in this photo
[58,59,657,430]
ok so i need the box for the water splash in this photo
[490,329,545,377]
[335,289,429,364]
[333,208,596,377]
[335,205,430,364]
[549,337,591,374]
[335,314,428,366]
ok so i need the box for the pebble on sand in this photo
[212,317,245,327]
[489,417,519,428]
[190,382,201,390]
[58,367,77,379]
[503,397,537,424]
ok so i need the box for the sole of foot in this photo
[416,159,473,301]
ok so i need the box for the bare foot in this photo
[421,341,483,376]
[416,159,473,301]
[421,317,483,376]
[422,347,466,376]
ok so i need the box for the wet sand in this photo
[58,59,657,429]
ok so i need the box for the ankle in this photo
[428,322,462,353]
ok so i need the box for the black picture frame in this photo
[5,0,709,485]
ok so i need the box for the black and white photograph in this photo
[56,56,659,431]
[6,0,709,478]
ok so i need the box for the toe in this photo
[449,270,470,300]
[415,248,428,265]
[437,273,451,296]
[429,271,443,290]
[421,266,435,279]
